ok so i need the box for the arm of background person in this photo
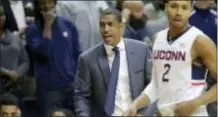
[74,55,92,116]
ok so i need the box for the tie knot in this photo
[112,47,119,54]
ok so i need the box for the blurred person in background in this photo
[96,1,109,11]
[26,0,81,116]
[190,0,217,45]
[189,1,217,117]
[144,1,169,40]
[8,0,26,35]
[56,1,102,51]
[24,1,35,25]
[123,1,151,44]
[0,93,21,117]
[0,2,29,97]
[116,0,125,12]
[2,0,19,32]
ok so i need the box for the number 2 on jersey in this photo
[162,63,171,82]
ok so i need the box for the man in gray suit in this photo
[74,8,151,117]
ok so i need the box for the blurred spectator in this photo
[189,1,217,117]
[189,0,217,45]
[8,0,27,34]
[0,2,29,95]
[144,3,156,20]
[96,1,109,11]
[24,1,35,25]
[144,2,168,39]
[152,0,166,18]
[123,1,151,44]
[116,0,125,12]
[56,1,102,51]
[26,0,81,116]
[0,93,21,116]
[51,108,74,117]
[2,0,18,32]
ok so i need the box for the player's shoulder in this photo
[152,28,169,43]
[192,28,215,49]
[156,28,169,37]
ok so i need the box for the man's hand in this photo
[123,104,137,116]
[174,100,200,116]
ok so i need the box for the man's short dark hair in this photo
[100,8,122,23]
[0,93,19,108]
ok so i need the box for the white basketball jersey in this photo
[153,26,208,116]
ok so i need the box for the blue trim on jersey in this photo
[192,64,207,80]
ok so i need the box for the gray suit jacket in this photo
[74,39,152,116]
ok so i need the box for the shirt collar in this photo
[104,38,125,56]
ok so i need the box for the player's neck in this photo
[168,25,190,39]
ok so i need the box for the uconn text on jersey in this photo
[153,50,186,61]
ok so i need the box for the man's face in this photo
[0,6,6,29]
[130,4,145,20]
[0,105,18,116]
[100,14,123,46]
[38,0,54,12]
[165,1,192,28]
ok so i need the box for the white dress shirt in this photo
[104,39,132,116]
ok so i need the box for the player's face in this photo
[0,105,18,116]
[100,14,124,46]
[165,1,192,28]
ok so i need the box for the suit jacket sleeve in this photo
[74,55,91,116]
[138,44,152,114]
[144,44,152,86]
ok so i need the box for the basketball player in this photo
[124,0,217,116]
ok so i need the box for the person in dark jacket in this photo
[123,1,151,46]
[26,0,81,116]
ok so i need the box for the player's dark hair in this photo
[100,8,122,23]
[0,93,19,108]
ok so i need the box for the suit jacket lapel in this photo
[97,44,110,86]
[124,39,138,99]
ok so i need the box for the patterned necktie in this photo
[104,47,120,116]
